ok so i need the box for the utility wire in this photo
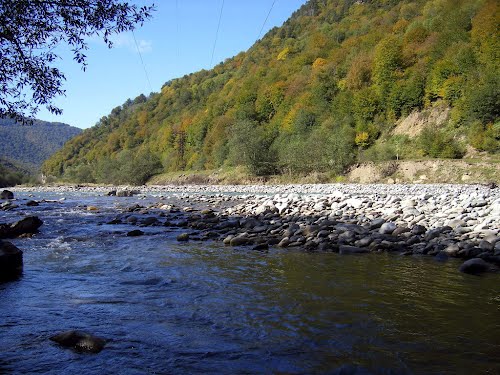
[210,0,225,67]
[132,29,153,93]
[257,0,277,40]
[175,0,180,63]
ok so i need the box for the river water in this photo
[1,191,499,374]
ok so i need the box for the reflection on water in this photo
[0,192,499,374]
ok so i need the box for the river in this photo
[1,191,499,374]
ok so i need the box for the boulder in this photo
[459,258,497,275]
[26,200,39,207]
[1,190,14,200]
[50,330,106,353]
[0,216,43,239]
[0,241,23,282]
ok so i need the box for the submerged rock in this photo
[176,233,190,241]
[127,229,144,237]
[50,330,106,353]
[0,240,23,282]
[459,258,497,275]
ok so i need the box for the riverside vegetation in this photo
[42,0,499,185]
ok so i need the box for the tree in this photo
[0,0,155,122]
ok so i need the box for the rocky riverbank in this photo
[8,183,500,275]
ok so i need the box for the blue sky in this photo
[37,0,308,129]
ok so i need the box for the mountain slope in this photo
[43,0,499,184]
[0,118,82,172]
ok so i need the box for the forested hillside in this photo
[0,118,82,172]
[43,0,499,184]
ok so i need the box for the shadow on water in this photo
[0,191,499,374]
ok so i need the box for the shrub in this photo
[469,121,500,153]
[276,126,355,174]
[419,128,465,158]
[227,120,277,176]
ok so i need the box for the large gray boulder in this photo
[0,240,23,282]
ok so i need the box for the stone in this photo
[471,200,487,208]
[443,243,460,257]
[459,258,496,275]
[141,217,158,226]
[0,240,23,282]
[447,219,466,229]
[379,222,397,234]
[223,235,234,245]
[87,206,99,211]
[355,237,373,247]
[478,240,494,252]
[401,199,416,208]
[277,237,290,248]
[50,330,106,354]
[26,200,39,206]
[0,190,14,200]
[230,236,248,246]
[127,230,144,237]
[344,198,363,209]
[369,218,385,230]
[106,190,117,196]
[126,216,138,224]
[392,226,410,236]
[176,233,190,241]
[116,190,136,197]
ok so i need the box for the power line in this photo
[258,0,277,40]
[131,29,153,93]
[175,0,180,63]
[210,0,225,67]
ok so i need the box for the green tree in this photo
[228,120,277,176]
[0,1,155,121]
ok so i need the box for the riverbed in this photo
[1,189,499,374]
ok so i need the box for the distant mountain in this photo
[44,0,499,184]
[0,118,82,172]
